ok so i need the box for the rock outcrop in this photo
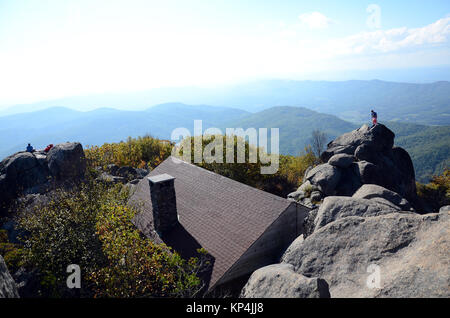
[0,142,86,216]
[281,211,449,297]
[243,125,449,298]
[0,255,19,298]
[240,264,330,298]
[245,210,450,298]
[289,124,417,208]
[352,184,413,211]
[46,142,86,181]
[312,196,406,232]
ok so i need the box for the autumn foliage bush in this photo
[84,135,173,170]
[0,229,24,272]
[84,134,318,197]
[416,168,450,211]
[16,177,202,298]
[172,135,319,197]
[90,204,203,297]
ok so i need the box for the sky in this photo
[0,0,449,106]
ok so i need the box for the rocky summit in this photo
[242,125,449,298]
[288,124,417,209]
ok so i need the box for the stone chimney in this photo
[148,174,178,235]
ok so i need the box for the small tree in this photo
[310,130,327,159]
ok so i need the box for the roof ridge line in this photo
[166,156,291,205]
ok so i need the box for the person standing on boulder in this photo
[371,110,378,127]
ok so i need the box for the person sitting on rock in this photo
[44,144,54,152]
[371,109,378,127]
[26,143,34,152]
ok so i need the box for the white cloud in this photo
[328,17,450,56]
[298,12,332,30]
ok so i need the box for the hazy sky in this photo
[0,0,449,105]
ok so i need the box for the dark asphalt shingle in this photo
[130,156,293,289]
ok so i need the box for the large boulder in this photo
[0,255,19,298]
[0,152,51,215]
[334,164,362,196]
[305,163,341,196]
[313,196,405,232]
[354,143,381,164]
[328,154,355,168]
[0,142,86,216]
[292,124,417,207]
[240,263,330,298]
[281,211,450,297]
[0,152,50,192]
[46,142,86,181]
[321,124,394,162]
[391,147,416,202]
[353,161,383,185]
[352,184,413,211]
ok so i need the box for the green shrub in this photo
[16,181,110,296]
[416,168,450,211]
[172,135,319,197]
[0,229,24,272]
[85,135,173,169]
[0,241,24,272]
[90,204,203,297]
[16,177,202,297]
[0,229,7,243]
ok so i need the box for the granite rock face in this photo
[240,263,330,298]
[0,142,86,216]
[282,211,450,298]
[46,142,86,181]
[352,184,414,211]
[313,195,407,232]
[289,124,417,208]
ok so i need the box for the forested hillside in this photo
[387,122,450,182]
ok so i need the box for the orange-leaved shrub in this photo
[90,203,204,298]
[16,177,203,298]
[172,135,319,197]
[84,135,173,170]
[416,168,450,211]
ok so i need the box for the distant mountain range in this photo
[0,103,448,182]
[0,103,247,157]
[1,79,449,125]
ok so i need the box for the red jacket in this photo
[44,144,54,152]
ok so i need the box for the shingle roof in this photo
[130,156,293,290]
